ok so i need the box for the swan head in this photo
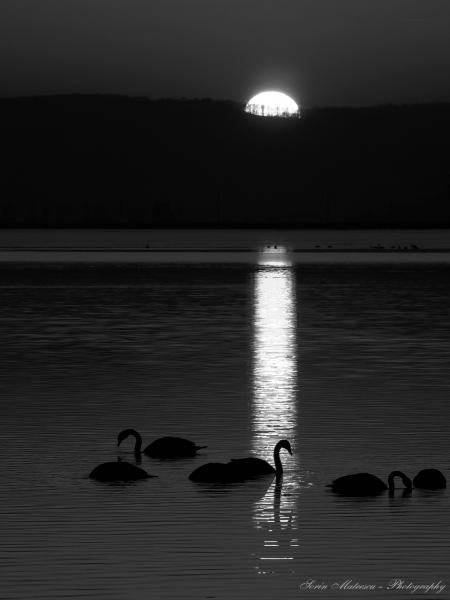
[117,429,138,447]
[387,470,412,491]
[278,439,293,455]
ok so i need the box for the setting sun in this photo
[245,91,300,118]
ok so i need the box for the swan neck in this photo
[274,444,283,477]
[134,432,142,454]
[388,471,412,491]
[127,429,142,454]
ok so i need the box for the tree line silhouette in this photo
[0,95,449,227]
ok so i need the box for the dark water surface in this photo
[0,259,449,599]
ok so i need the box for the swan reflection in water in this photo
[252,480,299,575]
[251,256,300,572]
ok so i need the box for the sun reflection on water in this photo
[252,261,297,464]
[252,259,299,572]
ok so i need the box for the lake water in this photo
[0,230,449,599]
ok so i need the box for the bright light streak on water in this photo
[252,263,297,464]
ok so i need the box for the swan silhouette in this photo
[89,458,155,482]
[117,429,207,458]
[413,469,446,489]
[189,439,292,483]
[327,471,412,496]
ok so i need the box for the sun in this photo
[245,91,300,118]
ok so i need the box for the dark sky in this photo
[1,0,450,106]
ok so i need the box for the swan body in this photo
[188,462,233,483]
[118,429,206,458]
[89,459,153,482]
[145,436,207,458]
[189,440,292,483]
[230,457,277,476]
[328,471,412,496]
[413,469,446,489]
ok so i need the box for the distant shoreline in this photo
[1,229,449,262]
[2,248,450,265]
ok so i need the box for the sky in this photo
[1,0,450,106]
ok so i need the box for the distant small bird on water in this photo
[189,439,292,483]
[327,471,412,496]
[117,429,207,459]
